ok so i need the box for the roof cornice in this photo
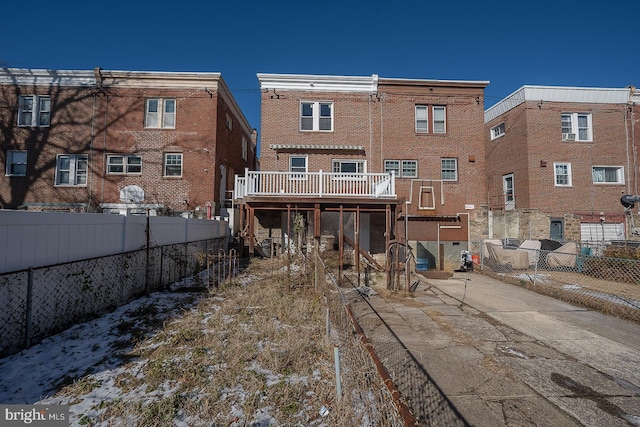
[485,85,631,123]
[97,69,223,89]
[378,77,489,89]
[0,68,95,86]
[257,73,378,93]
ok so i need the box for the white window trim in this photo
[55,154,88,186]
[226,113,233,131]
[592,166,624,184]
[561,112,592,142]
[491,123,505,140]
[163,152,183,177]
[415,105,446,134]
[145,98,176,129]
[331,159,366,180]
[433,106,446,134]
[385,159,417,178]
[441,158,458,181]
[242,137,248,161]
[553,162,572,187]
[384,160,400,176]
[107,154,142,175]
[503,173,515,210]
[17,95,50,127]
[6,150,27,176]
[289,155,308,180]
[332,159,365,173]
[300,101,334,132]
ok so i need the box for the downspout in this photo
[368,94,373,171]
[89,93,96,211]
[101,96,108,204]
[625,107,631,194]
[379,93,384,171]
[630,94,637,195]
[633,104,637,195]
[93,67,108,205]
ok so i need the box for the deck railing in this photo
[234,170,396,200]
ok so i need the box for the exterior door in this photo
[503,173,515,210]
[550,218,564,242]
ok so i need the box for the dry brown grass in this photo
[53,255,393,426]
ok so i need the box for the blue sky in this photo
[2,0,638,140]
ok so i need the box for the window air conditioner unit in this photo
[562,133,576,141]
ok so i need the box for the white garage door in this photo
[580,222,625,244]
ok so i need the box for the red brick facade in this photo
[257,74,489,251]
[484,87,633,222]
[259,76,488,215]
[0,69,256,216]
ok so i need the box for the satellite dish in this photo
[621,195,640,209]
[120,185,145,203]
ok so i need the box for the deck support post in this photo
[356,205,360,287]
[339,205,344,287]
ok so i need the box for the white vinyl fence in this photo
[0,211,229,274]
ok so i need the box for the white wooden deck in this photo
[234,170,396,200]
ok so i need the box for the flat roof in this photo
[485,85,631,123]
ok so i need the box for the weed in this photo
[44,255,392,425]
[58,376,102,396]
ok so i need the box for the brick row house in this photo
[4,66,638,272]
[233,73,489,271]
[484,85,638,245]
[0,68,256,218]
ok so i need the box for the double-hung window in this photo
[18,95,50,127]
[415,106,428,133]
[384,160,417,178]
[6,150,27,176]
[107,155,142,174]
[55,154,88,186]
[433,106,446,133]
[415,105,446,133]
[592,166,623,184]
[289,155,307,179]
[441,158,458,181]
[163,153,183,177]
[289,156,307,173]
[145,98,176,128]
[561,112,592,141]
[491,123,505,140]
[300,101,333,131]
[554,162,572,186]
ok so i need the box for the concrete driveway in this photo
[351,271,640,426]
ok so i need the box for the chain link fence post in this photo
[25,267,33,349]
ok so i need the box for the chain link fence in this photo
[315,250,469,426]
[480,241,640,323]
[314,251,408,426]
[0,238,228,358]
[341,274,469,427]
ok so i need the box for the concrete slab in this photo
[352,270,640,426]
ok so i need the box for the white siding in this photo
[580,222,625,244]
